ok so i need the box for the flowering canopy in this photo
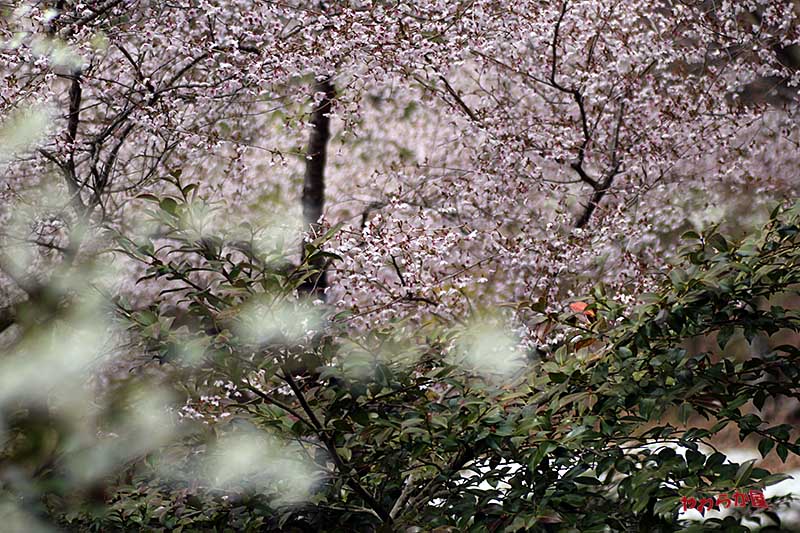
[1,1,800,530]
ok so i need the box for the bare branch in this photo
[549,1,570,92]
[281,370,392,523]
[438,74,479,123]
[574,102,625,228]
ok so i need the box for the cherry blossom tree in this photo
[3,1,800,333]
[3,1,800,530]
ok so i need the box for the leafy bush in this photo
[4,185,800,532]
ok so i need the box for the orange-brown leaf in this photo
[569,301,595,318]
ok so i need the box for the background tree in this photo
[2,1,800,531]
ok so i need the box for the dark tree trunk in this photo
[300,77,335,297]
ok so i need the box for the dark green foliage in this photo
[5,189,800,531]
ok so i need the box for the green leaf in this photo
[707,233,729,252]
[336,447,352,462]
[761,473,791,486]
[669,268,687,288]
[717,326,734,350]
[528,441,557,471]
[735,459,756,486]
[758,438,774,458]
[159,197,179,216]
[678,402,692,425]
[777,444,789,463]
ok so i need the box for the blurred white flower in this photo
[453,320,526,380]
[202,430,322,505]
[0,104,52,167]
[235,299,321,345]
